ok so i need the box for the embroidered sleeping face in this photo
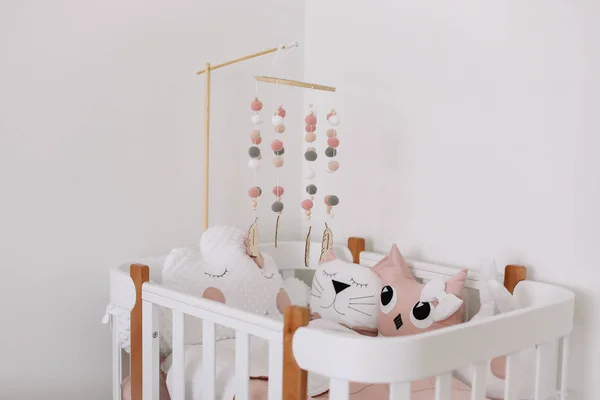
[161,225,291,349]
[309,252,381,334]
[372,244,467,336]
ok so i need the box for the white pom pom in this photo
[248,158,261,169]
[251,114,262,125]
[271,115,284,126]
[304,168,316,179]
[328,114,340,126]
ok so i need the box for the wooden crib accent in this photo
[130,263,150,400]
[347,237,366,264]
[283,306,310,400]
[504,264,527,294]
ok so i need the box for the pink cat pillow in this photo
[372,244,467,336]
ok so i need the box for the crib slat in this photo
[172,310,185,400]
[389,382,411,400]
[329,379,350,400]
[268,340,283,400]
[435,373,452,400]
[235,331,250,400]
[142,300,160,400]
[470,362,487,400]
[533,345,542,400]
[112,318,122,400]
[560,335,570,400]
[503,353,518,400]
[203,321,216,400]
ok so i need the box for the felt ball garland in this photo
[248,97,263,211]
[302,106,318,220]
[325,109,340,216]
[271,105,286,215]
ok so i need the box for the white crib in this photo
[108,237,574,400]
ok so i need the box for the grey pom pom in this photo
[304,150,318,162]
[325,147,337,158]
[306,184,317,195]
[249,146,261,158]
[327,195,339,206]
[274,147,285,156]
[271,201,284,213]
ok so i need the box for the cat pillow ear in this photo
[372,244,414,281]
[319,247,337,264]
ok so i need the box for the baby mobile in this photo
[244,46,338,264]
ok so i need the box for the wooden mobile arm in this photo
[195,43,299,231]
[196,42,339,231]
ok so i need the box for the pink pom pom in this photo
[272,157,284,168]
[324,195,330,205]
[275,124,285,134]
[250,129,261,144]
[304,114,317,125]
[328,137,339,148]
[305,132,316,143]
[273,186,284,196]
[305,124,316,133]
[301,199,314,210]
[277,107,286,117]
[248,186,261,198]
[251,99,263,112]
[271,140,284,151]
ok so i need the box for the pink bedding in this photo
[244,377,489,400]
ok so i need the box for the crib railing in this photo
[291,280,574,400]
[141,281,288,400]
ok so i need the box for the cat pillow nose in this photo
[332,279,350,294]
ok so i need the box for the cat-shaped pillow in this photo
[159,225,290,353]
[309,250,381,336]
[372,244,467,336]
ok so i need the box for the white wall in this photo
[305,2,600,399]
[0,1,303,398]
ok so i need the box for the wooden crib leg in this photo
[130,264,150,400]
[283,306,310,400]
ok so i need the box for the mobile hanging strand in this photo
[302,102,318,266]
[271,47,287,247]
[247,88,263,249]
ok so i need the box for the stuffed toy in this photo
[308,248,381,336]
[372,244,467,336]
[159,225,291,353]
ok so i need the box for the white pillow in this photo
[308,250,381,334]
[158,225,290,353]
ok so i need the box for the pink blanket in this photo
[245,377,489,400]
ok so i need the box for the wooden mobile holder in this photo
[195,42,336,231]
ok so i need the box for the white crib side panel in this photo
[112,320,122,400]
[389,382,411,400]
[470,362,487,400]
[203,321,216,400]
[435,373,452,400]
[268,341,283,400]
[143,300,160,400]
[329,379,350,400]
[503,353,519,400]
[236,332,250,400]
[171,310,185,400]
[559,335,570,400]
